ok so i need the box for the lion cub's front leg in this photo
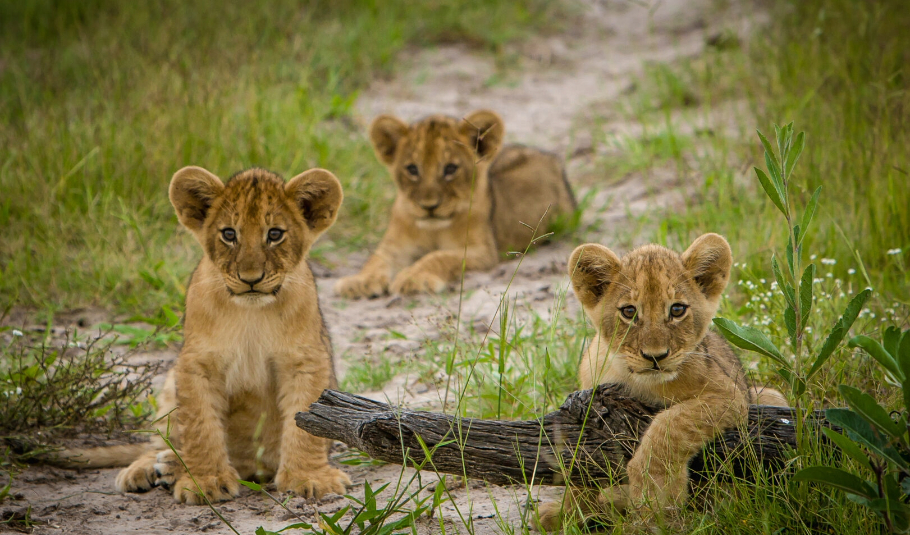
[391,247,495,295]
[335,253,394,298]
[171,362,240,505]
[625,394,745,515]
[272,354,351,498]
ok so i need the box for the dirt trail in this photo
[3,1,756,533]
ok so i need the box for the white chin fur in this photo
[230,293,277,307]
[415,218,453,230]
[633,369,679,385]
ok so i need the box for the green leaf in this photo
[898,330,910,412]
[799,186,821,245]
[275,523,314,533]
[785,131,805,178]
[792,466,877,499]
[764,151,786,208]
[757,129,778,168]
[772,255,795,307]
[713,318,787,366]
[786,237,794,276]
[800,263,815,328]
[806,288,873,379]
[900,329,910,367]
[849,335,903,381]
[827,408,907,468]
[161,305,180,328]
[838,385,905,441]
[884,326,902,360]
[238,479,262,491]
[784,305,797,343]
[821,427,872,471]
[754,167,787,216]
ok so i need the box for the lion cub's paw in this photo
[532,501,564,532]
[275,466,352,500]
[390,269,446,295]
[335,272,389,299]
[152,449,182,489]
[115,454,157,493]
[172,467,240,504]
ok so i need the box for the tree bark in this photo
[296,384,823,486]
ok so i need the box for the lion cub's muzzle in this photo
[225,271,283,303]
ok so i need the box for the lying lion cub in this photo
[536,233,787,530]
[63,167,351,503]
[335,110,576,297]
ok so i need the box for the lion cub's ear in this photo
[285,169,344,236]
[370,115,410,166]
[460,110,504,160]
[169,166,225,232]
[568,243,622,310]
[681,233,733,304]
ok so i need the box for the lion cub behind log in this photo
[62,167,351,504]
[335,110,576,297]
[536,233,786,530]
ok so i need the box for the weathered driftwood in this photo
[296,384,825,486]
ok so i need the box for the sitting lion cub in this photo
[63,167,351,504]
[536,233,787,529]
[335,110,576,297]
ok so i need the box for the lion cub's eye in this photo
[620,305,637,320]
[267,228,285,242]
[670,303,688,318]
[221,228,237,243]
[405,164,419,177]
[443,163,459,177]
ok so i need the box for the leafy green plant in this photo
[0,327,160,444]
[712,123,871,444]
[795,327,910,532]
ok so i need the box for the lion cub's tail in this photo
[49,443,154,469]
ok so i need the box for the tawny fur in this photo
[335,110,576,298]
[535,234,787,530]
[61,166,351,504]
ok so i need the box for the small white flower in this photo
[826,272,833,278]
[810,254,817,260]
[11,329,23,337]
[760,278,766,284]
[847,268,856,275]
[887,248,902,256]
[15,387,22,396]
[821,258,836,265]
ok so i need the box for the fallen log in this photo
[296,384,826,486]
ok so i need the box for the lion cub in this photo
[335,110,576,297]
[64,167,351,504]
[536,233,786,529]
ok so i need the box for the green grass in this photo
[0,0,566,315]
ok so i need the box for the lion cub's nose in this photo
[238,272,265,288]
[641,350,669,363]
[420,200,441,212]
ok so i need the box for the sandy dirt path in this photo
[2,1,757,533]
